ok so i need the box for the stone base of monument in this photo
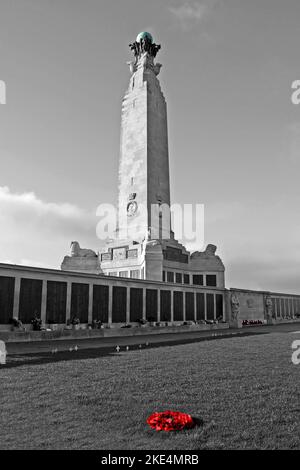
[61,256,103,275]
[229,319,243,329]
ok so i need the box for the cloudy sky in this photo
[0,0,300,293]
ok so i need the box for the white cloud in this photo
[0,185,89,223]
[170,2,208,21]
[168,1,218,30]
[0,186,99,268]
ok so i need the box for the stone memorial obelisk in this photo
[63,32,225,286]
[117,32,170,242]
[99,32,174,280]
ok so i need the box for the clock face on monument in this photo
[127,201,138,217]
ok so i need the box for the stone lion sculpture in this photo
[204,244,217,256]
[190,244,217,258]
[70,241,97,258]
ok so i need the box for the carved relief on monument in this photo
[127,200,138,217]
[230,293,240,321]
[265,295,273,320]
[101,252,113,262]
[129,32,161,58]
[163,246,189,264]
[190,244,225,272]
[128,32,162,76]
[191,244,217,258]
[127,249,138,258]
[113,247,127,261]
[128,192,136,201]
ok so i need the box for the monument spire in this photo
[127,32,162,77]
[116,31,170,243]
[128,32,161,71]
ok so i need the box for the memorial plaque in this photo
[113,247,127,261]
[196,293,205,320]
[146,289,158,321]
[160,290,171,322]
[93,285,109,323]
[127,249,138,258]
[206,293,215,320]
[216,294,223,319]
[130,288,143,322]
[19,278,43,323]
[0,276,15,324]
[101,252,112,261]
[185,292,195,321]
[71,283,89,323]
[173,291,183,321]
[112,286,127,322]
[46,281,67,324]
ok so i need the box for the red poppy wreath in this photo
[147,411,195,432]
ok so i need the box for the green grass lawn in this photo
[0,330,299,450]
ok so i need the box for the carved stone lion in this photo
[204,244,217,256]
[70,241,97,258]
[190,244,217,258]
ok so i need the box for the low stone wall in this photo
[0,322,229,342]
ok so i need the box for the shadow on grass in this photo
[192,417,204,427]
[1,330,268,370]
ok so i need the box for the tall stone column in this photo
[157,288,161,322]
[170,288,174,323]
[213,294,217,320]
[126,287,130,324]
[220,293,225,322]
[108,285,113,325]
[274,297,278,318]
[12,276,21,319]
[194,293,197,322]
[66,281,72,323]
[88,284,93,324]
[142,288,146,321]
[40,280,47,325]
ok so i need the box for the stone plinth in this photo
[61,256,102,275]
[144,240,164,281]
[229,319,243,329]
